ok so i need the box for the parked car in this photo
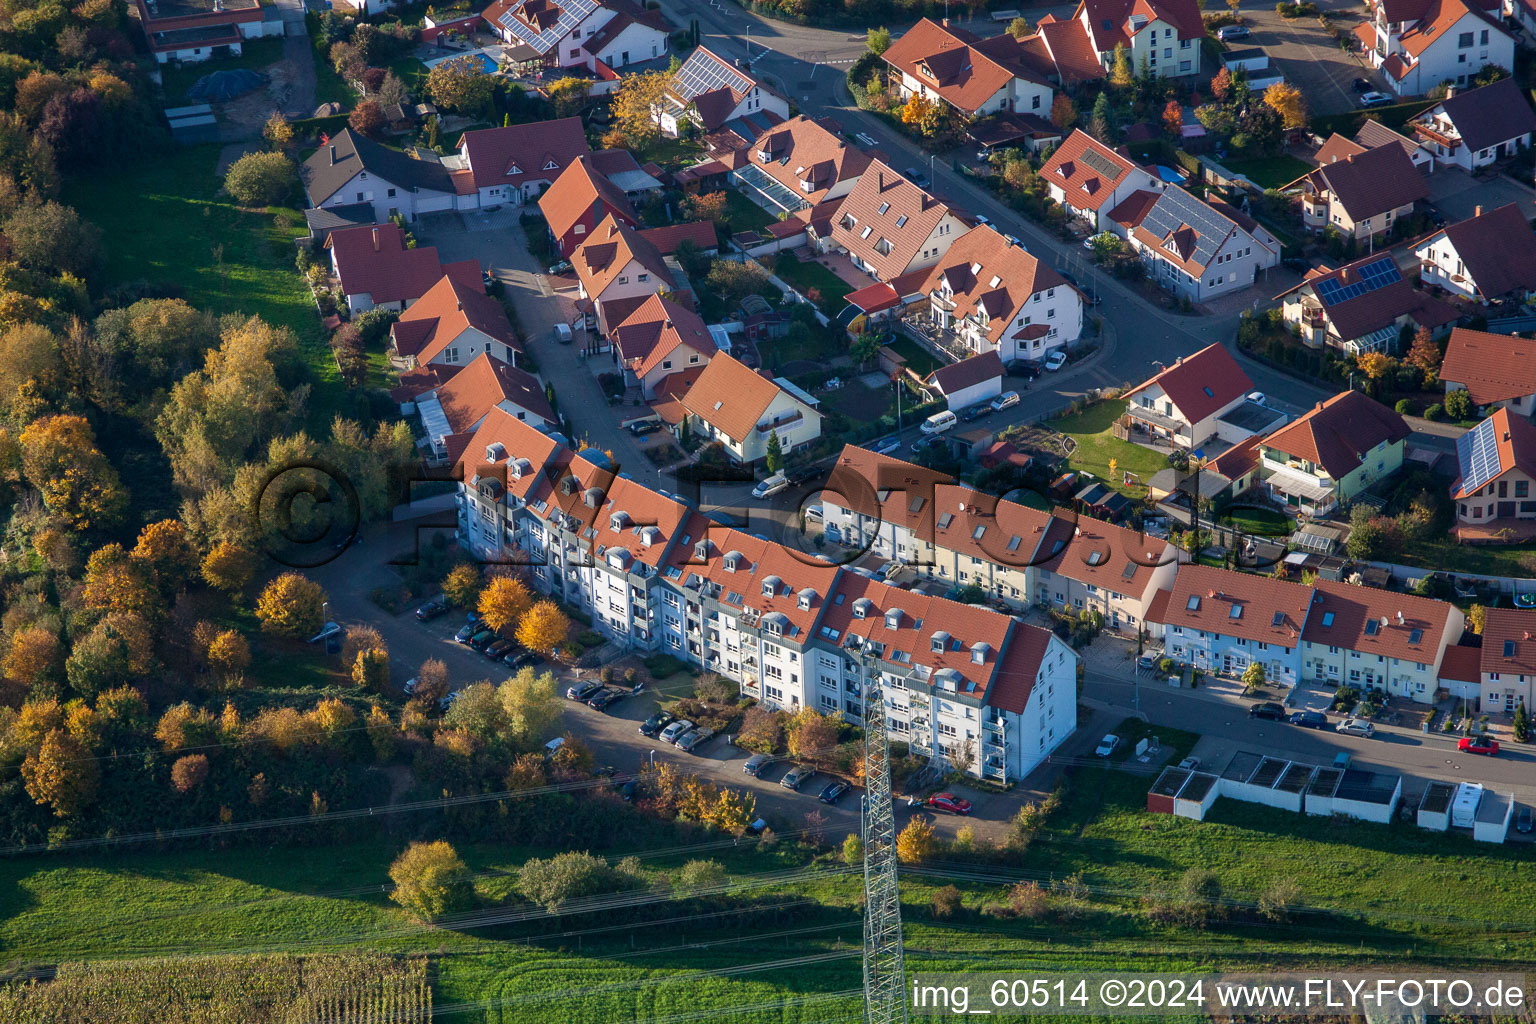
[960,403,991,423]
[1333,752,1352,770]
[484,638,516,660]
[588,688,626,711]
[1177,756,1200,771]
[402,676,419,695]
[454,623,479,643]
[1359,91,1393,108]
[1289,710,1329,729]
[553,322,573,344]
[677,726,716,752]
[928,792,973,815]
[1218,23,1250,39]
[780,765,817,790]
[509,650,545,670]
[1281,256,1311,273]
[751,473,789,499]
[415,596,449,621]
[818,780,850,804]
[439,689,463,710]
[1336,717,1375,737]
[547,260,572,275]
[1351,76,1373,92]
[804,504,825,524]
[743,753,772,777]
[871,436,901,456]
[1044,350,1068,371]
[1006,358,1042,379]
[640,711,676,737]
[468,629,497,651]
[1248,701,1287,721]
[904,166,930,188]
[660,719,695,744]
[1518,807,1533,834]
[1094,734,1120,757]
[990,391,1020,413]
[1459,733,1500,755]
[910,435,946,454]
[566,679,602,702]
[628,420,663,437]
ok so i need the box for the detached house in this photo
[1315,124,1435,173]
[1109,185,1280,301]
[301,129,456,224]
[1408,78,1536,169]
[1039,130,1164,235]
[733,116,871,215]
[389,275,523,371]
[445,117,591,209]
[570,214,674,335]
[830,161,967,283]
[1451,407,1536,535]
[611,294,717,398]
[392,353,556,461]
[880,19,1054,120]
[538,155,640,257]
[1355,0,1514,97]
[1413,202,1536,304]
[1439,328,1536,416]
[679,353,822,464]
[1121,343,1255,450]
[1067,0,1206,78]
[135,0,282,64]
[919,225,1081,363]
[326,223,481,315]
[1258,390,1409,516]
[1290,143,1428,239]
[1276,251,1458,354]
[657,47,790,138]
[481,0,671,74]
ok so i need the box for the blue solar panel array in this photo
[1313,254,1400,306]
[1456,416,1503,495]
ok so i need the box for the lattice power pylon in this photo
[861,681,908,1024]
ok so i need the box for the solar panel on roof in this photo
[497,0,598,52]
[1456,417,1504,495]
[672,49,754,103]
[1313,254,1401,306]
[1140,189,1233,268]
[1079,147,1123,181]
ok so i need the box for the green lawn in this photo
[1218,153,1312,191]
[388,56,431,98]
[1217,505,1294,537]
[62,145,350,428]
[1046,400,1167,495]
[769,253,852,315]
[307,12,359,107]
[718,188,777,238]
[159,37,287,105]
[1394,534,1536,579]
[639,134,705,172]
[883,334,942,378]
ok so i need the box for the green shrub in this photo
[1423,403,1443,421]
[223,151,299,206]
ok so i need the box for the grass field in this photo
[1046,400,1166,496]
[1218,154,1312,191]
[770,254,852,316]
[1218,505,1294,537]
[62,145,352,428]
[718,189,777,237]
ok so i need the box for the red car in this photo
[1459,734,1501,756]
[927,793,972,815]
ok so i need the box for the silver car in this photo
[677,726,716,753]
[780,765,817,790]
[660,719,695,744]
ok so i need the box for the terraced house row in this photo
[450,413,1079,784]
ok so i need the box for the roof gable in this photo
[1261,390,1409,479]
[1124,343,1252,424]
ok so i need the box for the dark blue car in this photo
[818,781,850,804]
[1288,710,1329,729]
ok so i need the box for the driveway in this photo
[1425,168,1536,223]
[1225,0,1372,116]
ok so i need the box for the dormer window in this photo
[610,511,630,531]
[930,630,950,653]
[970,642,990,664]
[885,608,902,629]
[694,539,710,560]
[853,597,873,619]
[485,442,507,462]
[583,487,603,509]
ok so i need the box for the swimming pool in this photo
[426,50,498,73]
[1155,164,1188,184]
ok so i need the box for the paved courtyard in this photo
[1426,168,1536,223]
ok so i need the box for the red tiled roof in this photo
[1161,564,1313,649]
[571,214,673,299]
[1301,578,1457,666]
[537,154,639,242]
[1040,130,1144,213]
[1295,144,1427,223]
[1434,203,1536,300]
[1285,252,1459,342]
[745,115,872,206]
[1438,328,1536,405]
[391,274,521,364]
[829,159,956,282]
[1423,77,1536,152]
[679,353,790,443]
[1450,407,1536,500]
[1076,0,1205,53]
[882,19,1031,114]
[1313,132,1367,167]
[844,281,901,314]
[918,225,1069,349]
[660,521,841,641]
[1105,187,1160,229]
[1036,513,1177,600]
[611,293,717,379]
[431,352,554,431]
[639,220,718,255]
[1124,343,1252,425]
[928,350,1004,397]
[1438,643,1480,684]
[1479,607,1536,677]
[453,406,568,506]
[1033,14,1106,83]
[651,367,706,425]
[1398,0,1507,58]
[988,622,1058,715]
[1262,390,1410,480]
[327,223,479,306]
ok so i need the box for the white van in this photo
[751,472,789,499]
[921,410,957,435]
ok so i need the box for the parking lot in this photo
[1223,0,1375,116]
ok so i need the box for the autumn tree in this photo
[82,544,160,619]
[1110,43,1134,87]
[867,26,892,53]
[1049,93,1078,130]
[348,98,386,136]
[132,519,198,596]
[256,572,327,638]
[516,601,569,655]
[610,69,671,151]
[22,729,98,816]
[498,666,562,748]
[682,190,727,221]
[1240,661,1266,694]
[223,151,298,206]
[786,707,838,759]
[20,414,127,529]
[1163,99,1184,138]
[4,626,59,691]
[1468,603,1486,634]
[365,705,397,761]
[412,658,450,706]
[263,111,294,150]
[1355,351,1397,386]
[478,574,532,634]
[389,840,473,921]
[1263,81,1308,131]
[546,77,590,118]
[710,787,756,836]
[1007,15,1031,38]
[896,817,938,863]
[1405,326,1441,380]
[442,563,482,608]
[206,629,251,683]
[1211,66,1233,102]
[171,753,210,793]
[201,541,257,593]
[426,55,495,116]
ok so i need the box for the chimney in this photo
[329,145,336,165]
[1445,85,1456,98]
[1475,204,1483,217]
[372,227,380,251]
[941,15,949,25]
